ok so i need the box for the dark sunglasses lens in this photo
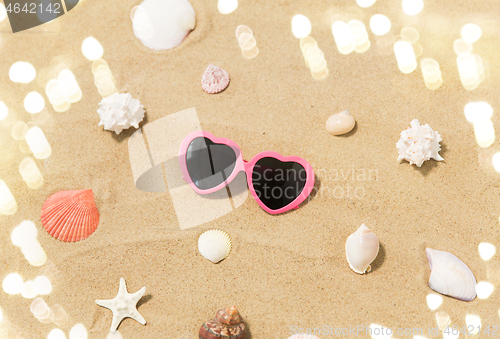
[185,137,237,190]
[251,157,307,210]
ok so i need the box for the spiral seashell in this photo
[198,229,232,264]
[345,224,379,274]
[199,306,246,339]
[426,248,477,301]
[326,110,356,135]
[41,189,99,242]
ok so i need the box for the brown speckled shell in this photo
[199,306,246,339]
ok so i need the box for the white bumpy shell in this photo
[426,248,477,302]
[97,93,145,135]
[132,0,196,51]
[396,119,443,167]
[345,224,380,274]
[198,229,232,264]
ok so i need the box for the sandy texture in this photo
[1,0,500,338]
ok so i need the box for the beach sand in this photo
[1,0,500,338]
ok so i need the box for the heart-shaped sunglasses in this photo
[179,131,315,214]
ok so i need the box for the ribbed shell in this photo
[345,224,379,274]
[426,248,477,301]
[199,306,246,339]
[201,65,230,94]
[198,229,232,263]
[41,189,99,242]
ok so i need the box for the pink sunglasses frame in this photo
[178,131,315,215]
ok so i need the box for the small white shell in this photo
[132,0,196,51]
[426,248,477,301]
[326,110,356,135]
[198,229,232,264]
[345,224,379,274]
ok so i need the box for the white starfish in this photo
[96,278,147,332]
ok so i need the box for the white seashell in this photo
[97,93,145,135]
[326,110,356,135]
[132,0,196,51]
[396,119,443,167]
[345,224,379,274]
[198,229,232,264]
[426,248,477,301]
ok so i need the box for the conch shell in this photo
[396,119,443,167]
[97,93,145,135]
[199,306,246,339]
[426,248,477,301]
[345,224,379,274]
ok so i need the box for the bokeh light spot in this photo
[11,220,38,247]
[368,323,392,339]
[402,0,424,16]
[2,273,23,295]
[461,23,482,44]
[218,0,238,14]
[33,276,52,295]
[69,323,88,339]
[21,280,37,299]
[478,242,496,260]
[370,14,391,36]
[0,180,17,215]
[24,92,45,114]
[9,62,36,83]
[401,27,419,44]
[82,37,104,61]
[0,3,7,22]
[464,102,493,123]
[476,281,494,299]
[465,314,481,335]
[48,328,67,339]
[454,38,473,55]
[356,0,376,8]
[291,14,312,39]
[26,126,52,159]
[426,293,443,310]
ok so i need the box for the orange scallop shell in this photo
[199,306,246,339]
[41,189,99,242]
